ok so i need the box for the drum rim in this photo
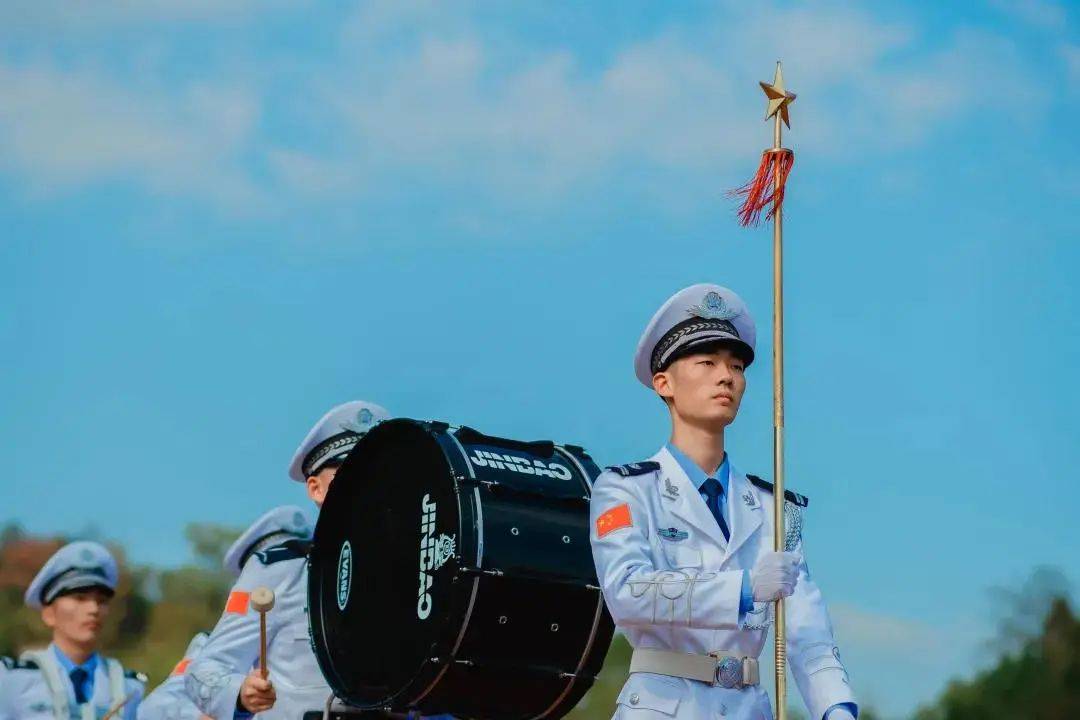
[406,427,483,708]
[308,418,474,709]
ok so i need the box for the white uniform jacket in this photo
[185,539,329,720]
[590,447,855,720]
[137,662,205,720]
[0,648,144,720]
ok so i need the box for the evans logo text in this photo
[336,541,352,611]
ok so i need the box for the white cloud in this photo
[296,4,1049,205]
[865,29,1047,147]
[831,602,943,652]
[1064,42,1080,91]
[0,0,305,32]
[989,0,1069,30]
[0,1,1061,212]
[320,33,758,202]
[0,62,261,209]
[266,148,361,198]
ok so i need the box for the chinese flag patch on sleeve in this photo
[596,503,632,538]
[170,658,192,677]
[225,590,251,615]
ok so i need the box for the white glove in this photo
[750,551,800,602]
[824,708,856,720]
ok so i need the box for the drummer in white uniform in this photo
[185,401,389,720]
[590,284,858,720]
[134,634,209,720]
[139,506,313,720]
[0,541,146,720]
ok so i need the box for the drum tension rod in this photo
[453,474,500,490]
[459,565,505,577]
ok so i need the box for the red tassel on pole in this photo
[730,148,794,227]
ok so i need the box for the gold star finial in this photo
[760,61,796,128]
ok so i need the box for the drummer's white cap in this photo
[223,505,313,576]
[25,541,119,609]
[288,401,391,483]
[634,284,756,388]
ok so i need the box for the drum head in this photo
[309,419,465,708]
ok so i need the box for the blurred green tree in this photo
[914,569,1078,720]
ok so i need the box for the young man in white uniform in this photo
[590,284,858,720]
[1,542,146,720]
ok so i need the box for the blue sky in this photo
[1,1,1077,717]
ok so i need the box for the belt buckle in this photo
[709,653,742,689]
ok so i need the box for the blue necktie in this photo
[701,477,730,541]
[70,668,89,704]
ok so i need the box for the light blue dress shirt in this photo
[664,443,753,616]
[51,644,99,705]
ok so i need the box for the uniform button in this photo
[629,693,640,706]
[718,703,727,716]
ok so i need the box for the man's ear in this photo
[305,475,321,504]
[652,370,674,401]
[41,605,56,629]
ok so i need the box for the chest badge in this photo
[658,527,689,542]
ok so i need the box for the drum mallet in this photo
[251,586,276,679]
[101,693,135,720]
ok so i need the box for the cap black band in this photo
[650,317,747,374]
[40,567,111,605]
[301,431,361,478]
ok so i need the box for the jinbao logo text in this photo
[468,450,572,480]
[416,494,456,620]
[336,541,352,611]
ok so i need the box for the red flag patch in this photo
[171,658,192,676]
[225,590,251,615]
[596,503,632,538]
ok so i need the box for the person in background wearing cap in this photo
[0,541,146,720]
[186,402,389,720]
[589,284,857,720]
[140,505,311,720]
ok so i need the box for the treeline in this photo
[1,524,1075,718]
[912,570,1079,720]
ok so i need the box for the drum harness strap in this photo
[21,649,126,720]
[629,648,760,689]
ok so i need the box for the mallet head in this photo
[251,586,275,614]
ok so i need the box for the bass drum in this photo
[309,419,614,720]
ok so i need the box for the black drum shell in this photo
[308,419,614,720]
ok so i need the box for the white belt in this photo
[630,648,760,689]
